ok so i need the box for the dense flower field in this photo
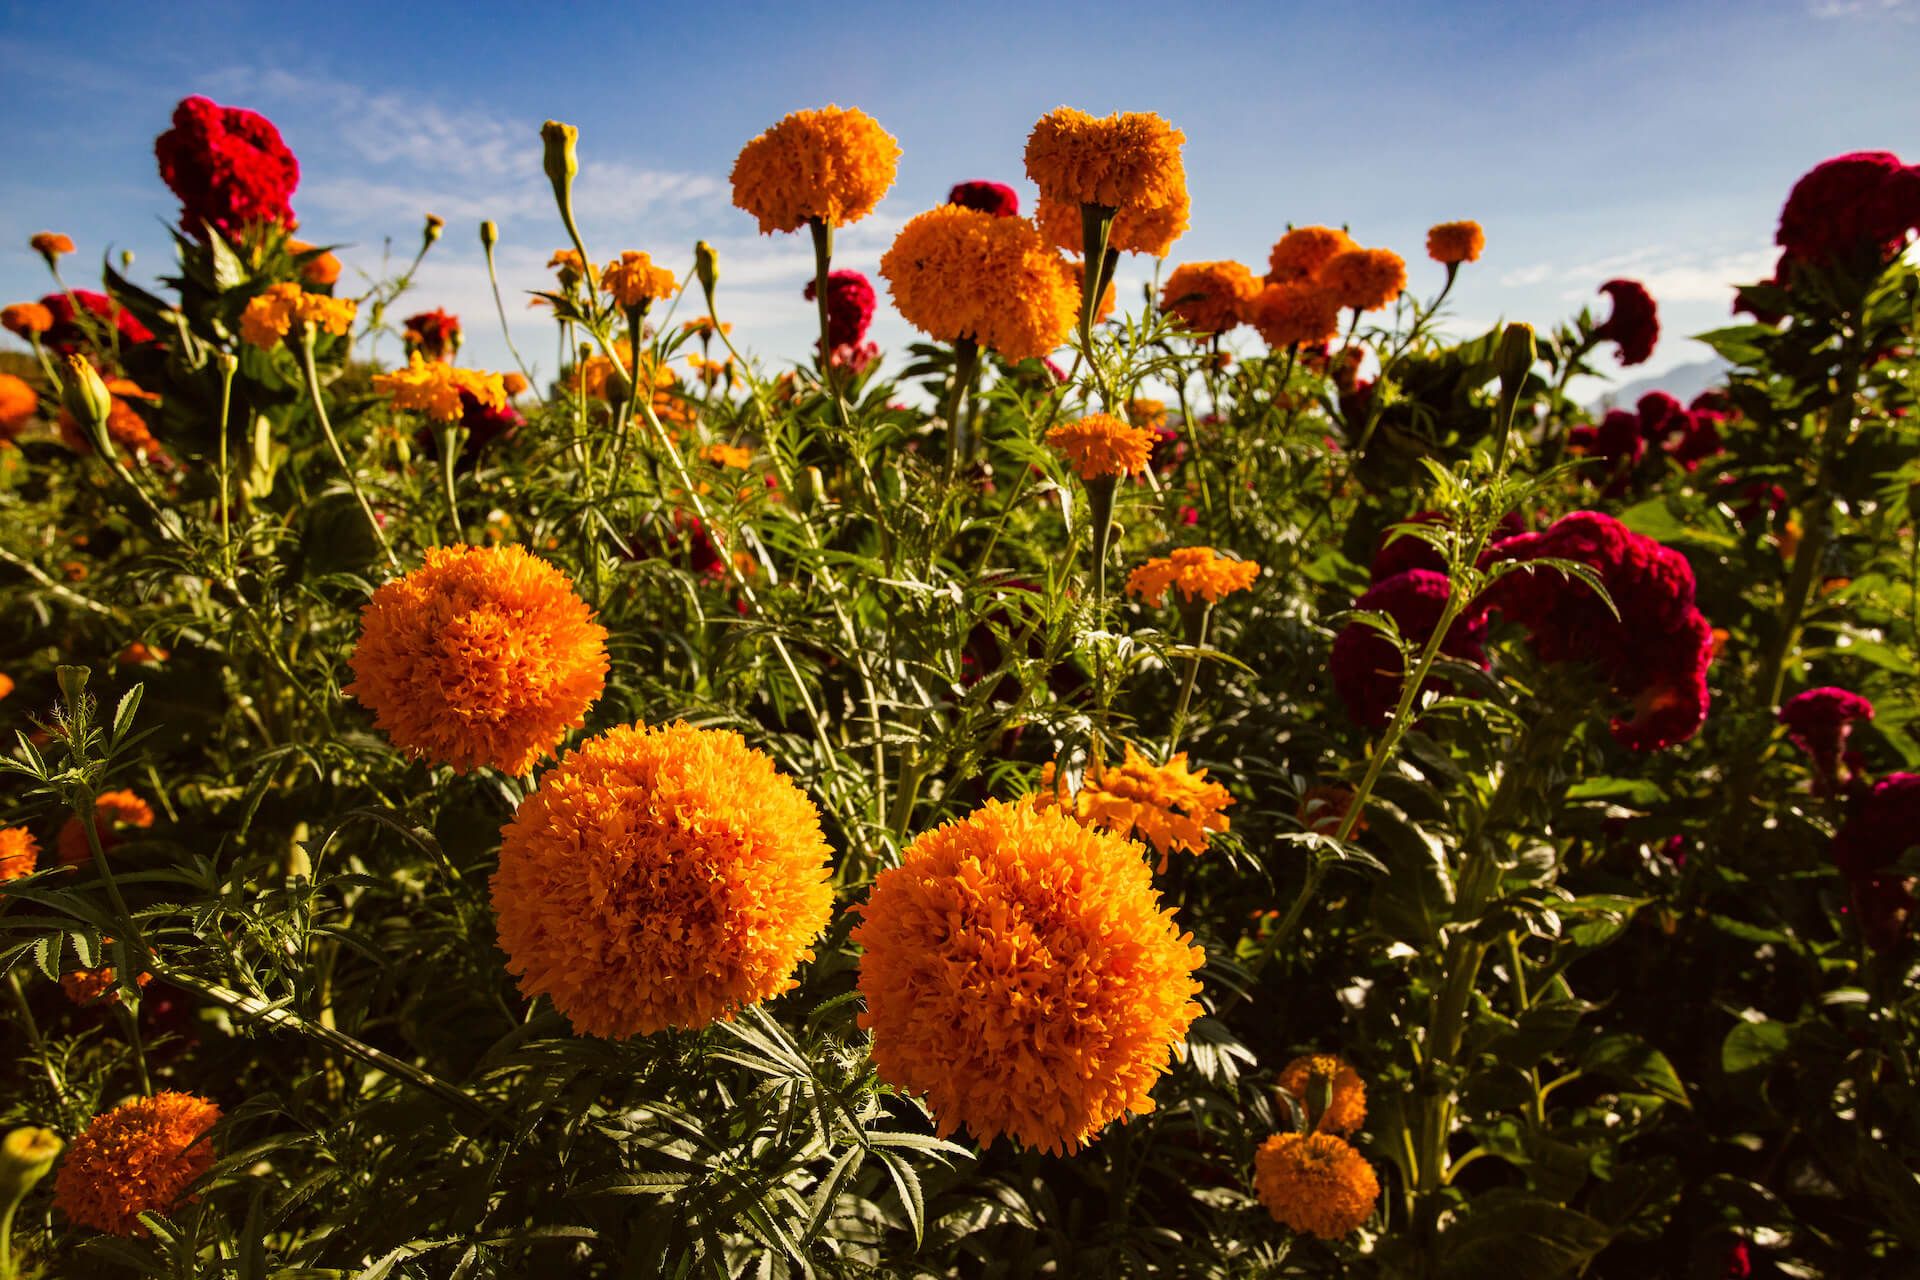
[0,95,1916,1278]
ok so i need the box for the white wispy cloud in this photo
[1498,243,1776,306]
[1809,0,1912,18]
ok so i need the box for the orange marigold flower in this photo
[239,282,356,350]
[116,641,169,666]
[1024,108,1188,215]
[287,238,342,286]
[1036,743,1234,873]
[731,105,901,234]
[0,671,12,700]
[0,826,38,883]
[1160,261,1260,335]
[502,371,529,397]
[1046,412,1157,480]
[854,799,1204,1155]
[30,232,75,259]
[56,376,168,465]
[1253,1132,1379,1240]
[58,790,155,867]
[601,250,678,308]
[1125,546,1262,607]
[1266,226,1357,284]
[1034,191,1189,259]
[1056,256,1116,323]
[344,545,608,775]
[492,720,834,1038]
[60,950,152,1007]
[1275,1054,1368,1135]
[1425,220,1485,266]
[2,301,54,337]
[1319,248,1407,313]
[880,205,1078,362]
[1127,398,1168,431]
[682,316,733,338]
[548,248,594,289]
[54,1092,221,1237]
[701,442,752,469]
[1247,282,1342,349]
[0,373,37,439]
[371,354,508,423]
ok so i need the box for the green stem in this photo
[215,355,236,571]
[1167,604,1210,754]
[809,218,852,433]
[297,329,396,569]
[943,338,982,481]
[481,234,536,385]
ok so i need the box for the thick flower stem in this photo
[435,425,464,544]
[809,218,852,433]
[943,338,981,480]
[298,330,396,569]
[214,353,237,570]
[1078,204,1117,407]
[1086,474,1119,605]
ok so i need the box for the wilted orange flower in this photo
[1126,547,1262,606]
[1425,220,1485,265]
[1247,282,1343,349]
[1253,1132,1379,1240]
[2,301,54,337]
[1160,261,1260,334]
[682,316,733,339]
[854,799,1203,1154]
[547,248,594,289]
[0,826,38,882]
[1024,108,1188,217]
[601,250,677,308]
[287,238,342,286]
[116,641,168,665]
[1275,1054,1368,1134]
[492,720,834,1038]
[880,205,1078,362]
[239,282,356,350]
[58,790,155,866]
[1266,226,1357,284]
[30,232,74,259]
[371,354,507,423]
[54,1092,221,1237]
[1047,412,1157,480]
[501,371,529,397]
[731,105,901,234]
[0,373,37,438]
[701,442,752,469]
[1036,744,1234,872]
[344,545,608,775]
[1034,191,1189,259]
[1319,248,1407,313]
[57,376,168,465]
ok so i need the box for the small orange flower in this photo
[116,641,169,665]
[30,232,75,260]
[0,671,12,700]
[58,790,155,867]
[61,947,152,1007]
[1126,547,1262,606]
[1247,283,1342,349]
[371,354,507,423]
[1126,398,1168,431]
[1425,220,1485,265]
[701,442,753,469]
[1047,412,1157,480]
[682,316,733,339]
[0,826,39,883]
[601,250,678,309]
[1266,226,1357,284]
[1319,248,1407,313]
[239,282,356,350]
[1253,1131,1379,1240]
[54,1092,222,1236]
[287,238,342,286]
[1159,261,1260,334]
[2,301,54,337]
[1024,108,1188,216]
[502,371,530,397]
[1275,1054,1368,1134]
[1036,743,1234,872]
[731,105,901,234]
[548,248,594,289]
[0,373,37,438]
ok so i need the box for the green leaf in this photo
[111,683,145,752]
[1438,1191,1612,1280]
[1564,777,1667,807]
[1721,1020,1791,1077]
[1580,1034,1689,1106]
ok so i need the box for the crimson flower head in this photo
[1832,772,1920,951]
[1593,279,1658,366]
[154,96,299,239]
[40,290,155,357]
[948,180,1020,218]
[1777,151,1920,267]
[803,269,877,351]
[1330,568,1487,729]
[403,309,462,362]
[1781,687,1875,795]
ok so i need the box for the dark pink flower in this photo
[803,269,876,353]
[948,180,1019,218]
[40,290,156,356]
[154,95,299,239]
[1777,150,1920,266]
[1593,279,1658,366]
[1780,686,1875,794]
[1331,569,1487,729]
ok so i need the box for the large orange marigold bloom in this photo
[2,302,54,337]
[58,790,156,866]
[0,372,37,438]
[492,720,834,1038]
[54,1092,221,1237]
[880,205,1077,362]
[731,105,900,234]
[239,281,356,350]
[1024,108,1188,216]
[1247,283,1342,349]
[601,250,678,309]
[344,545,609,775]
[371,354,508,423]
[1266,226,1357,284]
[1034,191,1189,259]
[1046,412,1156,480]
[1425,220,1485,265]
[1275,1053,1368,1135]
[1253,1132,1379,1240]
[1125,547,1262,607]
[1037,744,1234,873]
[0,826,39,882]
[1160,261,1260,335]
[1319,248,1407,313]
[853,799,1205,1155]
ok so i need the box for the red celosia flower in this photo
[1781,686,1875,794]
[40,291,155,357]
[1593,279,1658,366]
[1368,510,1524,582]
[1832,772,1920,951]
[802,269,876,351]
[1330,569,1487,729]
[402,309,461,362]
[948,180,1020,217]
[1567,409,1646,496]
[1776,151,1920,266]
[154,96,300,239]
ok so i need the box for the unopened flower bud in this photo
[1497,322,1536,392]
[61,354,113,435]
[695,240,719,297]
[480,220,499,252]
[423,213,445,245]
[120,249,135,271]
[541,121,579,195]
[1,1127,63,1200]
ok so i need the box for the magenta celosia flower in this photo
[1780,687,1875,794]
[948,180,1020,218]
[1593,279,1658,366]
[154,96,300,239]
[39,291,156,357]
[803,269,877,352]
[1832,773,1920,952]
[1777,151,1920,266]
[1330,569,1487,729]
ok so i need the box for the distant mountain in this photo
[1590,358,1731,413]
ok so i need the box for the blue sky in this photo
[2,0,1917,391]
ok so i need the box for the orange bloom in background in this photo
[1247,283,1343,349]
[1036,744,1234,872]
[58,790,155,866]
[30,232,75,259]
[116,641,169,665]
[1426,220,1485,265]
[601,250,678,308]
[853,799,1205,1155]
[0,671,12,700]
[0,372,37,438]
[1160,260,1260,334]
[501,371,529,397]
[1253,1132,1379,1240]
[682,316,733,339]
[1046,412,1157,480]
[1034,191,1190,259]
[57,375,169,466]
[1319,248,1408,313]
[701,442,752,469]
[3,301,54,337]
[1024,108,1188,216]
[344,544,608,775]
[0,826,39,882]
[1275,1054,1368,1134]
[371,355,508,423]
[287,238,342,286]
[1266,226,1358,284]
[1056,256,1116,323]
[491,720,834,1038]
[239,282,356,350]
[54,1092,222,1237]
[880,205,1078,362]
[730,104,901,234]
[547,248,594,289]
[1127,398,1168,431]
[1126,546,1263,607]
[61,950,152,1007]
